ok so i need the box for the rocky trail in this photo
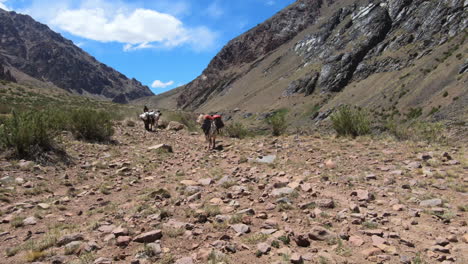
[0,123,467,264]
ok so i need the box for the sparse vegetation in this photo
[69,108,114,142]
[330,105,370,137]
[243,233,269,244]
[0,110,61,161]
[385,119,446,143]
[265,109,288,136]
[223,122,250,139]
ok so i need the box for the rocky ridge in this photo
[0,9,153,103]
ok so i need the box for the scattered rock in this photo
[420,198,442,207]
[257,242,271,254]
[167,121,185,131]
[231,224,250,234]
[133,230,163,243]
[148,144,173,153]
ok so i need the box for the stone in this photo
[352,189,374,201]
[392,204,405,211]
[435,237,450,246]
[371,235,386,246]
[148,144,173,153]
[316,198,335,208]
[406,161,422,169]
[15,177,25,185]
[361,247,382,258]
[146,242,162,256]
[349,235,364,247]
[257,242,271,254]
[324,159,336,169]
[294,234,310,247]
[180,180,198,186]
[231,224,250,234]
[301,183,312,192]
[116,236,131,247]
[290,253,303,264]
[308,226,335,241]
[209,198,224,205]
[430,245,450,254]
[273,177,290,188]
[254,155,277,164]
[57,233,84,246]
[37,203,50,209]
[419,199,442,207]
[94,257,112,264]
[174,257,193,264]
[98,225,116,233]
[64,241,83,254]
[112,226,129,237]
[277,247,292,256]
[133,230,163,243]
[461,234,468,243]
[167,121,185,131]
[187,192,201,202]
[23,216,37,225]
[271,187,294,197]
[198,178,213,186]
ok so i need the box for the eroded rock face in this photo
[176,0,467,108]
[0,9,153,102]
[177,0,327,109]
[294,0,467,93]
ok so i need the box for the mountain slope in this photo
[147,0,467,124]
[0,9,153,103]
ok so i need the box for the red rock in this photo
[133,230,163,243]
[361,247,382,258]
[349,235,364,247]
[116,236,131,247]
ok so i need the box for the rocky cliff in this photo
[0,9,153,103]
[176,0,327,109]
[160,0,466,124]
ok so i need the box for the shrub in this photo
[405,107,422,120]
[69,108,114,142]
[223,122,249,139]
[0,111,57,160]
[385,119,446,143]
[265,110,288,136]
[330,105,371,137]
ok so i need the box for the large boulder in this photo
[167,121,185,131]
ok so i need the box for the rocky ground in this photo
[0,122,467,264]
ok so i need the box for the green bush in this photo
[385,119,446,143]
[223,122,249,139]
[265,110,288,136]
[0,111,57,160]
[69,108,114,142]
[331,105,371,137]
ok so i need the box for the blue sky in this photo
[1,0,295,94]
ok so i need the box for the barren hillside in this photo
[143,0,467,125]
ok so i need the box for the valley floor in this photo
[1,123,467,264]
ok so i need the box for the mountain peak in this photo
[0,10,154,103]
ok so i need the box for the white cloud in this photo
[0,0,10,11]
[266,1,275,6]
[18,0,217,52]
[151,80,174,88]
